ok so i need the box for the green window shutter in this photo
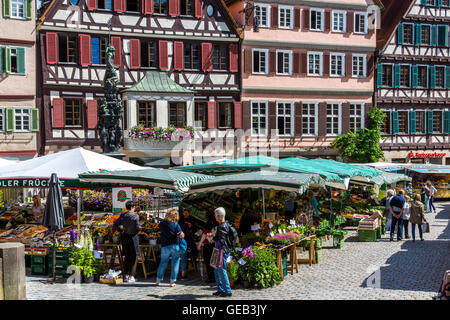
[415,24,422,45]
[443,111,450,134]
[426,110,434,134]
[409,110,416,134]
[1,46,6,73]
[17,47,25,74]
[5,108,14,131]
[397,23,404,45]
[31,108,39,132]
[394,64,401,88]
[0,46,3,73]
[421,0,427,5]
[412,65,419,88]
[437,0,443,6]
[377,64,383,87]
[2,0,10,18]
[25,0,32,19]
[392,110,399,135]
[5,46,11,73]
[429,65,436,89]
[446,66,450,89]
[437,25,448,46]
[431,25,438,46]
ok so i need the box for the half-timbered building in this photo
[376,0,450,164]
[37,0,241,165]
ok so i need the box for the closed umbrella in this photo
[42,173,65,280]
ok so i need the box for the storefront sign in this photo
[0,178,67,188]
[112,187,132,212]
[408,151,446,159]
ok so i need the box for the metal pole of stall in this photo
[330,186,333,237]
[261,188,266,220]
[77,190,82,231]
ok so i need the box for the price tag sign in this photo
[268,223,273,229]
[255,231,260,237]
[290,220,296,225]
[283,229,286,234]
[270,232,274,237]
[235,247,243,252]
[251,224,260,231]
[238,258,246,266]
[227,256,233,263]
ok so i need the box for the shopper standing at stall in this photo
[403,195,411,239]
[424,182,432,213]
[197,208,219,283]
[427,181,437,213]
[381,189,395,231]
[113,201,140,283]
[409,194,427,242]
[284,194,298,220]
[156,209,185,287]
[179,208,198,280]
[308,190,319,217]
[31,195,45,224]
[389,190,406,241]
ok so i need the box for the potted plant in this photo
[226,260,240,289]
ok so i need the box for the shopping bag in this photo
[422,223,430,233]
[210,248,220,268]
[385,217,392,232]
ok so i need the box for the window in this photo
[9,48,18,73]
[382,64,393,87]
[302,103,318,136]
[332,10,346,32]
[400,65,411,87]
[352,54,366,78]
[91,37,106,65]
[434,111,442,133]
[252,49,268,74]
[137,101,155,127]
[218,102,233,129]
[381,111,391,134]
[277,102,293,136]
[418,66,428,88]
[350,104,364,132]
[426,0,435,5]
[307,52,322,76]
[251,101,267,136]
[212,45,228,71]
[276,50,292,75]
[354,12,367,34]
[58,34,77,63]
[195,102,207,129]
[11,0,25,18]
[154,0,168,14]
[126,0,140,12]
[443,0,449,6]
[326,103,341,135]
[254,3,270,28]
[416,111,425,134]
[180,0,194,16]
[184,43,200,70]
[310,9,324,31]
[97,0,113,10]
[330,53,345,77]
[279,6,293,29]
[0,108,4,131]
[421,25,431,45]
[14,108,31,131]
[435,66,445,88]
[398,111,408,134]
[64,99,82,126]
[169,102,186,127]
[402,24,414,44]
[141,40,158,68]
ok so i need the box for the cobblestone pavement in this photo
[27,202,450,300]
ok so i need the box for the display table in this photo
[274,242,298,280]
[99,244,124,272]
[135,244,159,279]
[297,235,317,266]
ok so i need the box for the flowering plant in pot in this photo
[128,125,194,142]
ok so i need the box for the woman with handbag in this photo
[197,208,219,283]
[156,209,185,287]
[409,194,427,242]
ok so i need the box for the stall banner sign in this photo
[408,151,446,158]
[112,187,132,212]
[0,178,67,188]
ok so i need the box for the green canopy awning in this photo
[310,159,383,178]
[370,172,412,186]
[122,71,193,94]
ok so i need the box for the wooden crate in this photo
[99,276,123,285]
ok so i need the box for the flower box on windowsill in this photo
[127,125,194,143]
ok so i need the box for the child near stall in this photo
[403,195,411,239]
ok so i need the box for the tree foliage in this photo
[332,106,386,163]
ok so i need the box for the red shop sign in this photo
[408,151,447,158]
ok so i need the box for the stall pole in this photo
[329,186,333,236]
[77,190,82,231]
[404,169,408,190]
[261,188,266,220]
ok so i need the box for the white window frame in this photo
[382,63,394,87]
[417,64,429,88]
[254,3,271,28]
[402,22,415,45]
[349,103,365,132]
[302,102,318,137]
[10,0,26,19]
[435,65,446,89]
[352,54,367,78]
[276,49,292,76]
[278,5,294,29]
[14,107,31,132]
[420,24,432,46]
[326,102,342,136]
[332,10,346,33]
[307,51,323,76]
[354,12,368,34]
[0,107,5,132]
[399,63,411,88]
[252,48,269,75]
[310,8,325,31]
[276,101,294,137]
[330,52,346,77]
[251,101,268,137]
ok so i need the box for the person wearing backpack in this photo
[389,190,406,241]
[207,207,237,298]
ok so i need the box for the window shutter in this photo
[87,0,97,10]
[426,110,434,134]
[229,43,238,73]
[5,46,11,73]
[429,65,436,89]
[207,101,216,129]
[201,42,212,72]
[143,0,153,14]
[431,25,438,46]
[437,0,443,6]
[269,50,276,74]
[391,110,399,135]
[346,11,353,34]
[303,9,309,29]
[159,40,169,70]
[394,64,401,88]
[415,24,422,45]
[443,110,450,134]
[293,52,300,75]
[272,5,278,28]
[173,41,184,71]
[25,0,32,19]
[3,0,10,18]
[17,47,25,74]
[318,102,327,136]
[412,65,418,88]
[324,53,330,77]
[52,98,64,128]
[114,0,125,12]
[244,48,251,74]
[195,0,202,18]
[324,10,331,32]
[46,32,58,64]
[234,101,243,129]
[421,0,427,5]
[0,47,3,73]
[111,36,122,67]
[129,39,140,69]
[301,52,307,75]
[437,25,448,46]
[345,54,352,77]
[446,66,450,89]
[87,100,98,129]
[294,8,300,29]
[268,102,276,136]
[377,64,383,87]
[78,34,92,66]
[31,108,39,132]
[397,23,404,45]
[409,110,416,134]
[5,108,14,131]
[169,0,179,17]
[294,102,302,136]
[342,103,350,133]
[242,101,251,131]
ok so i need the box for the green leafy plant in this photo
[69,227,105,278]
[227,260,240,283]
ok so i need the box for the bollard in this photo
[0,243,26,300]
